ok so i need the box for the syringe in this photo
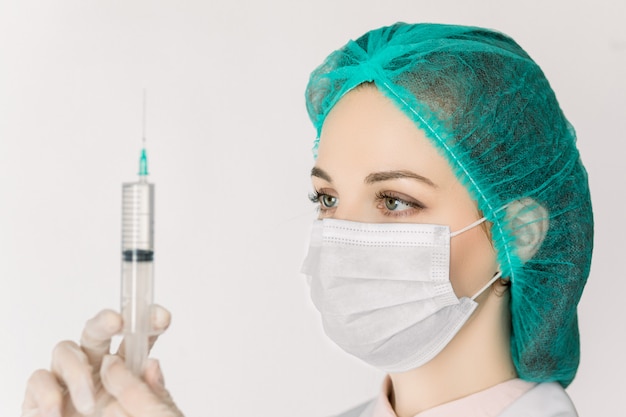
[121,108,155,376]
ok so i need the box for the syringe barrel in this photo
[122,181,154,255]
[121,180,155,376]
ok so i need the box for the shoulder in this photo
[331,399,376,417]
[500,382,578,417]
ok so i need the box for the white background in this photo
[1,1,624,416]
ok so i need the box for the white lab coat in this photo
[334,382,577,417]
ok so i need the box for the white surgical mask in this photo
[301,218,501,373]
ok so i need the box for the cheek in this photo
[448,228,498,298]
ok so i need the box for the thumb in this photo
[144,359,182,415]
[101,355,181,417]
[144,359,173,400]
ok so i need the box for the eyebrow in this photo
[365,170,437,187]
[311,167,436,188]
[311,166,332,182]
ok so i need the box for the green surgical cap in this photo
[305,23,593,387]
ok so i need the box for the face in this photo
[310,85,499,299]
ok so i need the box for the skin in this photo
[21,306,183,417]
[311,85,516,416]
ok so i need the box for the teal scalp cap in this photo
[305,23,593,387]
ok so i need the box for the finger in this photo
[22,369,63,417]
[51,341,95,415]
[147,305,172,351]
[80,309,123,368]
[101,355,178,417]
[143,359,167,397]
[117,305,171,359]
[143,359,181,413]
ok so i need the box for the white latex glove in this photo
[21,306,184,417]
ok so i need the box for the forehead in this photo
[315,86,456,186]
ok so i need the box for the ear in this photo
[505,198,549,263]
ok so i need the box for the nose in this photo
[330,199,379,223]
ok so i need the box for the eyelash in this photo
[308,190,425,217]
[308,190,337,213]
[308,190,321,204]
[375,191,425,217]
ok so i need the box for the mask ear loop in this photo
[470,271,503,301]
[451,205,509,300]
[450,204,510,238]
[450,216,488,237]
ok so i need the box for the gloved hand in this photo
[21,307,184,417]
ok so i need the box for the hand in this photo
[22,306,184,417]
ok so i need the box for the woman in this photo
[301,23,593,416]
[21,23,593,417]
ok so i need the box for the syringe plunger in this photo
[121,179,155,376]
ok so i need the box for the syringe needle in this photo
[139,90,149,178]
[142,89,147,147]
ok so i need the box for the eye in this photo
[308,190,339,211]
[375,191,424,217]
[320,194,338,208]
[382,196,412,211]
